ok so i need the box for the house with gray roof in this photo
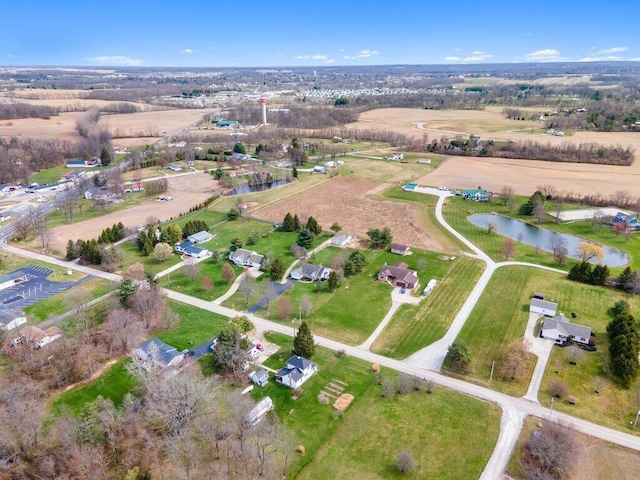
[187,230,215,244]
[0,270,29,291]
[331,232,353,247]
[290,263,332,282]
[276,355,318,389]
[134,338,185,371]
[229,248,264,268]
[530,297,558,317]
[541,314,592,345]
[0,309,27,331]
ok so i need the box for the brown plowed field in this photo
[251,177,444,252]
[47,173,216,252]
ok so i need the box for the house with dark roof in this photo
[377,262,419,290]
[134,338,184,371]
[610,211,640,231]
[541,314,592,345]
[229,248,264,268]
[290,263,332,282]
[250,369,269,387]
[390,243,411,255]
[175,241,211,259]
[276,355,318,389]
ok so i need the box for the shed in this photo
[244,396,273,426]
[250,369,269,387]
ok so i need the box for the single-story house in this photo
[331,232,353,247]
[403,183,418,191]
[540,314,592,345]
[312,165,326,174]
[391,243,411,255]
[66,158,100,168]
[610,212,640,231]
[250,369,269,387]
[167,163,182,172]
[134,338,184,370]
[530,297,558,317]
[0,309,27,331]
[290,263,332,282]
[229,248,264,268]
[19,325,62,348]
[423,279,437,296]
[217,119,238,127]
[461,189,489,202]
[377,262,419,290]
[276,355,318,389]
[244,396,273,426]
[131,182,145,192]
[187,230,215,244]
[0,270,29,291]
[175,241,211,259]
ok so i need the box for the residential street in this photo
[5,187,640,480]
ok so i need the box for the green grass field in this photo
[257,333,500,479]
[52,360,136,415]
[160,260,243,302]
[23,277,114,323]
[156,300,231,350]
[371,256,485,358]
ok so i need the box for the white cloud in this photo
[323,59,335,64]
[630,57,640,61]
[443,56,461,62]
[596,46,628,55]
[462,51,494,63]
[4,54,16,58]
[524,49,569,62]
[85,55,143,66]
[453,48,461,52]
[343,49,380,60]
[181,48,197,54]
[580,55,624,62]
[295,54,329,60]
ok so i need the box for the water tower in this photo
[258,97,268,125]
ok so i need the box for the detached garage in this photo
[530,298,558,317]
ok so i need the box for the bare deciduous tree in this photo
[523,422,579,480]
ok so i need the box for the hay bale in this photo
[333,393,355,411]
[296,445,306,454]
[371,363,380,373]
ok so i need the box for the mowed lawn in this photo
[452,266,539,397]
[160,260,244,302]
[52,359,136,415]
[156,300,230,350]
[372,256,484,358]
[258,333,500,480]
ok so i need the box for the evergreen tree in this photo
[233,142,246,154]
[444,342,472,373]
[117,277,137,308]
[519,190,546,216]
[269,258,286,281]
[568,261,592,283]
[164,223,183,245]
[344,250,368,276]
[292,166,298,178]
[282,212,296,232]
[100,147,112,166]
[367,227,393,248]
[617,266,633,290]
[296,229,315,248]
[65,239,77,260]
[589,264,609,286]
[230,237,243,252]
[327,270,340,292]
[293,320,315,359]
[293,214,301,231]
[607,310,640,387]
[142,236,154,256]
[305,216,322,235]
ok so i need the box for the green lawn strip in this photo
[118,241,184,276]
[451,266,538,397]
[30,165,101,185]
[161,260,243,301]
[382,186,467,253]
[372,256,484,358]
[260,332,500,480]
[156,299,230,350]
[24,277,114,323]
[51,359,136,415]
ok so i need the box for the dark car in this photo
[184,350,195,357]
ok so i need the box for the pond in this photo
[226,179,290,196]
[468,214,628,267]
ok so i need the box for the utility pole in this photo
[549,396,555,421]
[634,410,640,429]
[489,360,495,384]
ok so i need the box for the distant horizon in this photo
[2,1,639,68]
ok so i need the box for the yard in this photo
[159,260,244,303]
[255,333,501,479]
[371,256,485,358]
[156,300,230,350]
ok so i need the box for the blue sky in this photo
[2,1,639,67]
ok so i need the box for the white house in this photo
[19,325,62,348]
[244,396,273,426]
[540,315,592,345]
[276,355,318,389]
[187,230,215,244]
[134,338,184,371]
[249,369,269,387]
[390,243,411,255]
[290,263,332,282]
[312,165,326,174]
[530,298,558,317]
[0,309,27,331]
[331,232,353,247]
[175,241,211,259]
[0,270,29,291]
[229,248,264,268]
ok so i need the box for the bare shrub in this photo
[395,451,415,474]
[523,423,579,480]
[550,379,568,398]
